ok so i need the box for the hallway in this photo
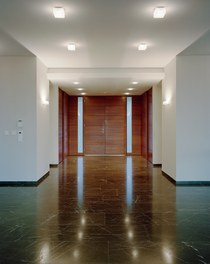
[0,156,210,263]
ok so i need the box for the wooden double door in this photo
[84,96,126,155]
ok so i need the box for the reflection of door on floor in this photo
[84,96,126,155]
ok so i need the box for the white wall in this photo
[162,58,177,180]
[0,57,37,181]
[49,83,59,165]
[0,56,50,182]
[176,55,210,181]
[36,58,50,180]
[152,82,162,165]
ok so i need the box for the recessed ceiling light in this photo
[131,81,138,85]
[153,7,166,19]
[138,43,147,51]
[78,88,83,91]
[73,82,80,85]
[68,43,76,51]
[81,92,86,95]
[128,88,134,91]
[53,7,65,18]
[125,92,130,95]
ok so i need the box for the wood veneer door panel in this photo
[85,97,105,112]
[59,89,63,163]
[105,145,125,154]
[84,97,105,155]
[85,126,104,137]
[132,125,141,155]
[63,93,69,158]
[105,96,126,155]
[84,96,126,155]
[141,94,148,159]
[106,114,124,122]
[105,106,125,116]
[105,96,125,105]
[68,126,77,155]
[84,115,105,126]
[106,137,125,145]
[147,89,153,162]
[84,126,105,154]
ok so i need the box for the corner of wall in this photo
[152,81,162,165]
[162,58,177,181]
[49,83,59,165]
[36,59,50,181]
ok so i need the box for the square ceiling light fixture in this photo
[68,43,76,51]
[153,7,166,18]
[53,7,65,18]
[138,43,147,51]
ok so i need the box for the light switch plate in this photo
[18,130,23,142]
[17,120,23,128]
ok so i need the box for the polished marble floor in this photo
[0,156,210,264]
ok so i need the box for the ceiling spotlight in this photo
[73,82,80,85]
[78,88,84,91]
[153,7,166,18]
[125,92,130,95]
[138,43,147,51]
[68,43,76,51]
[131,81,138,85]
[53,7,65,18]
[81,92,86,95]
[128,88,134,91]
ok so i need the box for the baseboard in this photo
[0,171,50,187]
[50,164,58,167]
[153,164,162,167]
[162,171,210,186]
[162,171,176,185]
[176,181,210,186]
[37,171,50,185]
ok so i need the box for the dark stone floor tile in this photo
[0,156,210,263]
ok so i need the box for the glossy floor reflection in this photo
[0,156,210,263]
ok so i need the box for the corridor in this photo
[0,156,210,263]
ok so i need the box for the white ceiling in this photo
[48,67,164,95]
[180,30,210,56]
[0,0,210,95]
[0,28,33,56]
